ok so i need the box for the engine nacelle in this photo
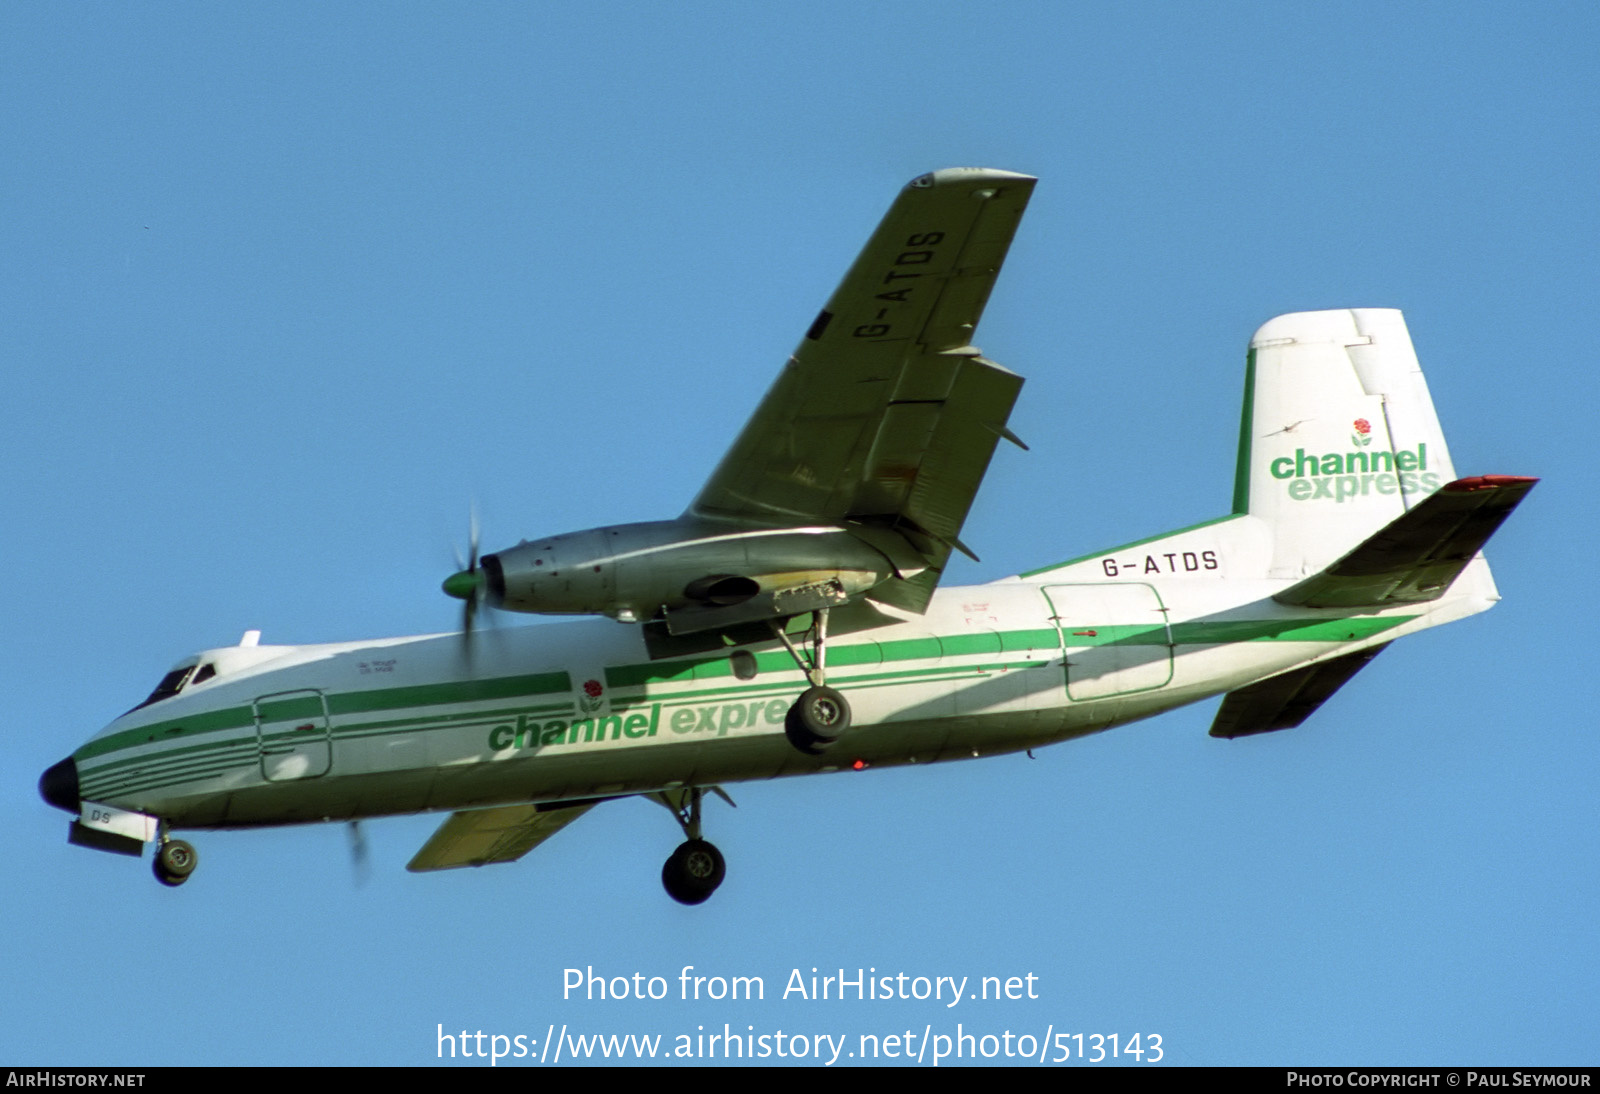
[479,519,897,630]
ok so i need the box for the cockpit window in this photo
[134,666,196,711]
[189,663,216,686]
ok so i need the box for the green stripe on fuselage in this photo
[77,671,571,763]
[78,618,1412,775]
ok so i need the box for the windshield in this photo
[132,664,197,711]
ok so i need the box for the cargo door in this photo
[1042,584,1173,701]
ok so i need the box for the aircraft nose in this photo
[39,756,79,814]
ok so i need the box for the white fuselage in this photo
[70,529,1496,834]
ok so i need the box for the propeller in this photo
[442,506,486,640]
[347,820,371,887]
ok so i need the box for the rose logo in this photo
[1351,417,1373,447]
[583,679,603,698]
[579,677,605,713]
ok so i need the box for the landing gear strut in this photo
[652,786,731,905]
[153,837,198,887]
[773,609,852,754]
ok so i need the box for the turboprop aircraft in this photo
[39,168,1535,904]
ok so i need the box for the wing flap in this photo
[1209,643,1390,739]
[898,356,1024,543]
[1275,475,1537,608]
[851,354,1024,612]
[406,800,598,872]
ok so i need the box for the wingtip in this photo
[907,167,1037,190]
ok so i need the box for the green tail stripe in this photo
[1233,346,1257,514]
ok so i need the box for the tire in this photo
[153,839,198,887]
[784,685,850,754]
[661,839,725,905]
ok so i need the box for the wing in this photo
[406,800,598,872]
[688,168,1036,613]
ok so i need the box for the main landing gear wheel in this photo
[153,839,197,887]
[785,685,851,754]
[661,839,726,905]
[771,609,851,755]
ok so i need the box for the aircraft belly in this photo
[155,706,1073,828]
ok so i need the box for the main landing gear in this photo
[772,608,852,755]
[653,786,731,905]
[153,836,198,887]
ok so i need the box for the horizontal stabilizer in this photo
[407,800,599,872]
[1274,476,1537,609]
[1210,643,1390,739]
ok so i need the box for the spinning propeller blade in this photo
[442,506,486,641]
[347,820,370,887]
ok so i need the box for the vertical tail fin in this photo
[1235,309,1456,580]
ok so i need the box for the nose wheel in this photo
[651,786,732,905]
[661,839,725,905]
[153,838,198,887]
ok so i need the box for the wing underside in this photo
[406,800,598,872]
[690,168,1036,613]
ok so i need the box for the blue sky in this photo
[4,3,1595,1066]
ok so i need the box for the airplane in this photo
[39,168,1536,904]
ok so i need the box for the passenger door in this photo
[254,689,332,781]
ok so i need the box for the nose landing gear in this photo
[153,837,198,887]
[662,839,725,905]
[652,786,733,905]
